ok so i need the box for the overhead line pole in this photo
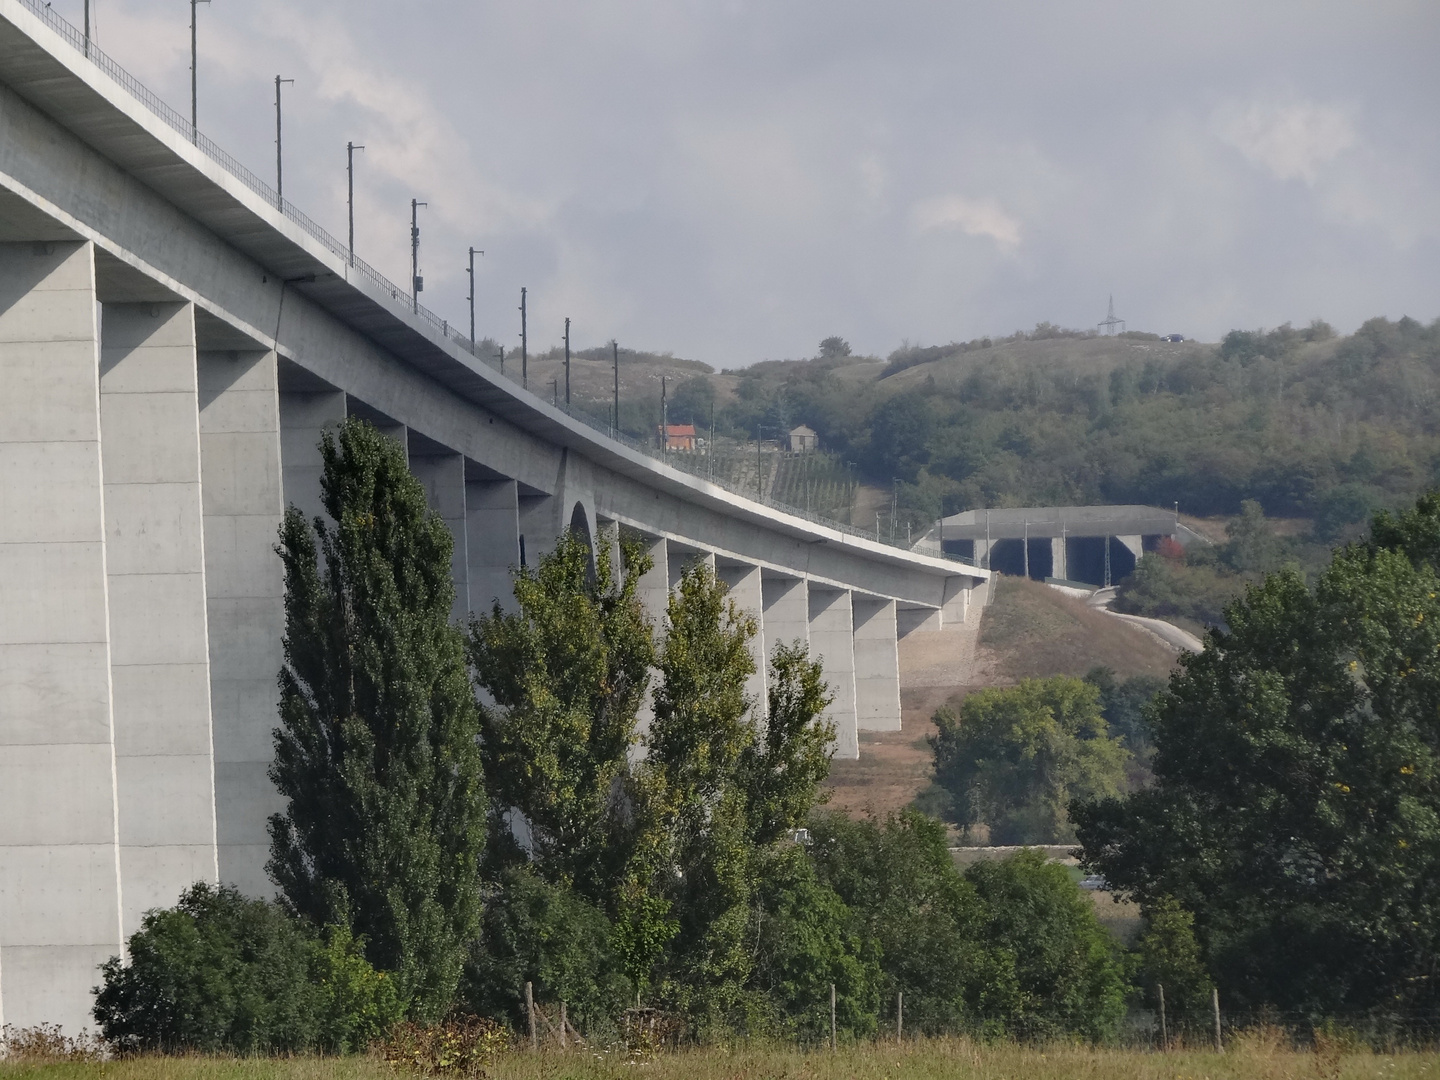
[274,76,293,209]
[467,247,483,349]
[612,341,619,437]
[410,198,427,313]
[520,287,528,389]
[189,0,209,140]
[346,142,363,265]
[83,0,90,56]
[563,317,571,405]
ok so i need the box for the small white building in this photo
[789,424,818,452]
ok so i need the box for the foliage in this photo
[1083,667,1164,759]
[808,811,987,1034]
[1075,491,1440,1018]
[642,563,761,1026]
[962,850,1129,1041]
[268,419,484,1020]
[466,529,654,904]
[1133,895,1213,1025]
[1112,546,1245,629]
[463,866,629,1033]
[739,641,836,844]
[749,843,880,1041]
[0,1024,104,1063]
[931,678,1130,844]
[716,316,1439,531]
[376,1016,509,1076]
[92,884,402,1055]
[467,547,837,1035]
[807,813,1128,1040]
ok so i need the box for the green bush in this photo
[963,850,1129,1041]
[750,844,879,1041]
[93,883,402,1054]
[807,813,1129,1040]
[463,865,631,1034]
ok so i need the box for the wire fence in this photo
[15,0,979,564]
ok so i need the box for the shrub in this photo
[963,850,1129,1041]
[463,865,630,1034]
[375,1016,509,1076]
[92,883,402,1054]
[750,844,879,1041]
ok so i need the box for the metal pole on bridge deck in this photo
[190,0,210,140]
[410,199,427,314]
[467,247,483,348]
[612,340,619,437]
[274,76,294,209]
[564,317,571,405]
[520,287,528,388]
[347,143,364,265]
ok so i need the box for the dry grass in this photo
[980,576,1179,683]
[4,1037,1438,1080]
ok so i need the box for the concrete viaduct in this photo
[0,0,987,1033]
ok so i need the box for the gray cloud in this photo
[74,0,1440,366]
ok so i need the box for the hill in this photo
[823,575,1182,820]
[673,318,1440,545]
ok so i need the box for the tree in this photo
[1132,895,1212,1029]
[962,851,1128,1041]
[738,641,835,845]
[642,562,761,1025]
[750,844,879,1041]
[466,530,654,904]
[268,419,484,1020]
[1220,499,1287,573]
[463,866,631,1033]
[819,336,852,359]
[808,811,981,1034]
[93,884,402,1054]
[931,678,1129,844]
[1075,492,1440,1018]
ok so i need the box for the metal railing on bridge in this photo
[16,0,977,567]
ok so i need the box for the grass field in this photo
[3,1036,1438,1080]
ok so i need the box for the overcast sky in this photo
[68,0,1440,367]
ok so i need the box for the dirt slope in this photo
[822,575,1182,819]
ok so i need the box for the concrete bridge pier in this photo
[410,448,468,623]
[198,346,285,900]
[0,240,125,1035]
[717,560,767,717]
[806,587,859,759]
[466,479,520,615]
[99,300,218,937]
[853,597,901,732]
[278,387,345,526]
[1050,536,1067,580]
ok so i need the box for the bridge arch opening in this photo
[570,500,597,582]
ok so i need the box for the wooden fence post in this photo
[526,981,536,1050]
[1212,987,1223,1053]
[1158,983,1167,1050]
[830,983,837,1051]
[897,990,903,1043]
[560,1002,567,1049]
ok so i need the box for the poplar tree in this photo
[644,564,760,1021]
[268,419,484,1021]
[466,530,655,901]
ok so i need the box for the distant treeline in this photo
[671,316,1440,532]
